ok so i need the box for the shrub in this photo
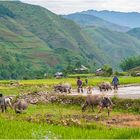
[131,71,137,77]
[102,65,113,77]
[114,71,128,76]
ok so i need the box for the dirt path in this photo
[70,85,140,99]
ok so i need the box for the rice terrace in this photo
[0,0,140,139]
[0,76,140,139]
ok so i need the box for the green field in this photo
[17,76,140,86]
[0,76,139,96]
[0,103,140,139]
[1,76,140,86]
[0,77,140,139]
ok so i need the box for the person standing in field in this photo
[0,93,6,112]
[85,78,88,86]
[77,77,83,93]
[112,76,119,90]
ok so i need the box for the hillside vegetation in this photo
[83,27,140,68]
[120,55,140,71]
[64,13,140,69]
[1,1,140,79]
[64,13,130,32]
[0,1,106,79]
[127,28,140,39]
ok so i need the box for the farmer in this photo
[85,78,88,86]
[77,77,83,93]
[0,93,6,113]
[97,96,113,117]
[112,76,119,90]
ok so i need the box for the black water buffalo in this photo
[99,82,112,92]
[54,83,71,93]
[82,95,113,117]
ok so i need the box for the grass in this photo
[0,77,139,138]
[0,118,140,139]
[0,76,139,86]
[0,103,140,139]
[0,119,49,139]
[18,76,140,86]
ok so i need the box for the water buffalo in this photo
[82,95,113,116]
[98,82,112,92]
[82,95,101,112]
[4,97,13,109]
[54,83,71,93]
[13,99,28,114]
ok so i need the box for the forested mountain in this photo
[1,1,140,79]
[80,10,140,28]
[83,27,140,68]
[64,13,130,32]
[64,12,140,70]
[0,1,106,79]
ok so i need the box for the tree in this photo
[102,64,113,77]
[120,56,140,71]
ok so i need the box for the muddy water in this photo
[117,86,140,99]
[71,86,140,99]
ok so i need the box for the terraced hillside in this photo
[0,1,106,79]
[83,27,140,68]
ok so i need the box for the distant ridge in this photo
[80,10,140,28]
[64,13,130,32]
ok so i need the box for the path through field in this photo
[70,85,140,99]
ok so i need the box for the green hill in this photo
[83,27,140,69]
[64,13,130,32]
[127,28,140,40]
[0,1,107,79]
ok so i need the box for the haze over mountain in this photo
[64,13,130,32]
[81,10,140,28]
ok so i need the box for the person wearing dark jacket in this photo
[77,77,83,93]
[112,76,119,90]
